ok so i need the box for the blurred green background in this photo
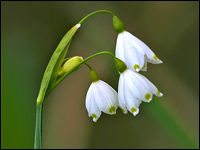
[1,1,199,149]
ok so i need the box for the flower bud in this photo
[58,56,83,76]
[113,15,125,33]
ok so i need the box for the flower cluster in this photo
[85,16,163,122]
[34,10,164,149]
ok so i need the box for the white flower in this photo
[115,31,163,72]
[85,80,118,122]
[118,69,163,116]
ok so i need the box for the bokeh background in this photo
[1,1,199,149]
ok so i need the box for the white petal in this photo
[118,74,128,114]
[123,37,144,72]
[123,82,142,116]
[128,70,163,101]
[92,83,108,113]
[115,33,125,62]
[98,81,118,106]
[141,55,148,71]
[138,44,163,64]
[123,31,145,55]
[90,97,101,122]
[95,80,118,114]
[85,83,93,112]
[85,83,101,122]
[145,50,163,64]
[124,31,163,64]
[123,70,153,102]
[137,73,163,97]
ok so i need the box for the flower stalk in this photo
[34,104,42,149]
[78,10,114,24]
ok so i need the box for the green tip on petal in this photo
[92,113,97,119]
[131,107,137,114]
[145,93,151,100]
[120,107,126,113]
[157,89,163,96]
[142,64,146,69]
[154,55,160,60]
[134,64,140,71]
[109,106,116,114]
[157,89,161,95]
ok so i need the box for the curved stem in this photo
[84,62,92,71]
[78,10,115,24]
[45,51,115,97]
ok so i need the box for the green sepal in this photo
[114,57,127,73]
[90,70,99,82]
[113,15,125,33]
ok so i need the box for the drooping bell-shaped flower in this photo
[118,69,163,116]
[115,31,163,72]
[114,57,163,116]
[112,15,162,72]
[85,70,118,122]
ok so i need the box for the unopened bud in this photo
[58,56,83,76]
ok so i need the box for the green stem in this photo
[45,51,115,97]
[34,104,42,149]
[78,10,114,24]
[84,62,92,71]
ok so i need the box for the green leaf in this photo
[36,24,81,105]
